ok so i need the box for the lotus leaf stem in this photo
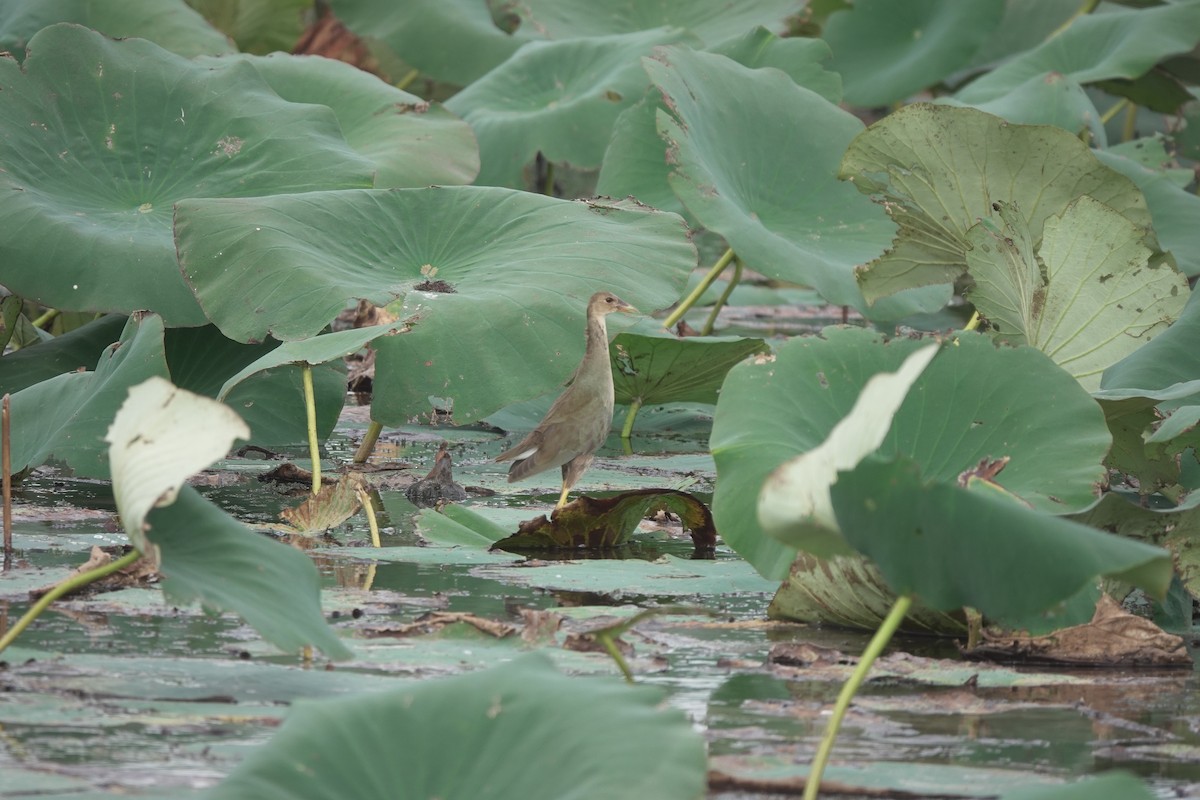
[2,394,10,560]
[395,69,419,92]
[30,308,59,330]
[357,488,381,548]
[1048,0,1099,40]
[803,593,913,800]
[1099,97,1129,126]
[598,632,635,684]
[620,398,642,440]
[0,549,143,655]
[354,420,384,464]
[302,365,321,495]
[963,311,981,331]
[543,161,555,196]
[662,248,737,331]
[1122,102,1138,143]
[701,257,743,335]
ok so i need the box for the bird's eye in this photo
[605,296,615,303]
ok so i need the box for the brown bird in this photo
[405,443,468,508]
[496,291,637,509]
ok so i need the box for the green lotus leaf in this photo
[823,0,1005,107]
[153,485,353,659]
[1101,297,1200,399]
[175,187,695,424]
[7,314,169,478]
[647,46,948,319]
[106,376,249,562]
[445,27,695,188]
[211,653,704,799]
[611,328,769,407]
[937,72,1104,144]
[514,0,803,43]
[187,0,310,54]
[0,0,234,59]
[998,772,1155,800]
[961,0,1078,71]
[0,24,374,327]
[195,52,480,188]
[966,198,1188,390]
[328,0,533,86]
[0,314,128,395]
[831,457,1172,625]
[839,104,1152,304]
[955,2,1200,105]
[711,328,1110,579]
[707,27,841,102]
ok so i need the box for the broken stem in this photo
[357,488,382,548]
[803,593,912,800]
[662,248,736,331]
[2,394,11,562]
[302,364,321,495]
[354,420,384,464]
[700,257,743,336]
[0,549,143,655]
[620,398,642,441]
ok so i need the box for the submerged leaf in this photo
[278,473,367,534]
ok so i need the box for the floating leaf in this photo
[839,104,1152,304]
[492,489,716,551]
[106,376,249,563]
[611,329,769,407]
[966,198,1188,390]
[211,654,706,800]
[0,24,373,326]
[416,503,510,547]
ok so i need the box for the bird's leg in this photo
[554,482,571,510]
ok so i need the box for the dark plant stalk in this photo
[803,594,913,800]
[700,258,743,336]
[0,549,143,655]
[354,420,384,463]
[2,394,10,563]
[302,364,321,494]
[662,248,736,331]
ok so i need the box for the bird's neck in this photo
[583,313,612,371]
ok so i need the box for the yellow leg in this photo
[555,483,571,510]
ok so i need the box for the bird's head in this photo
[589,291,637,317]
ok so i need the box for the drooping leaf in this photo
[966,198,1188,390]
[106,376,249,563]
[0,0,235,59]
[1101,295,1200,398]
[445,28,696,188]
[152,485,352,660]
[279,473,366,534]
[0,24,373,326]
[194,53,480,188]
[712,328,1110,579]
[822,0,1005,106]
[830,457,1172,625]
[647,46,949,319]
[0,314,128,395]
[839,104,1153,304]
[513,0,803,43]
[707,27,842,102]
[7,314,170,478]
[611,329,769,407]
[955,2,1200,105]
[492,489,717,551]
[176,187,695,424]
[416,503,511,547]
[757,344,939,557]
[210,653,705,800]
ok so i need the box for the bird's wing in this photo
[495,428,544,463]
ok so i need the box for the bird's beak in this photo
[618,302,638,314]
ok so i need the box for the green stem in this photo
[302,364,321,495]
[0,549,143,654]
[1099,97,1129,126]
[357,488,381,548]
[661,248,736,331]
[1048,0,1099,39]
[620,398,642,440]
[543,161,555,196]
[1121,101,1138,143]
[354,420,384,464]
[963,311,981,332]
[598,633,634,683]
[803,594,912,800]
[30,308,59,330]
[394,69,419,92]
[700,258,743,335]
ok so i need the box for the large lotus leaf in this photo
[711,328,1111,579]
[0,314,128,395]
[839,104,1152,304]
[175,187,695,424]
[1095,148,1200,278]
[0,24,374,327]
[831,457,1172,625]
[822,0,1005,107]
[611,328,769,407]
[163,326,346,447]
[514,0,803,43]
[1101,295,1200,397]
[106,376,248,562]
[153,485,352,659]
[961,0,1078,71]
[195,53,479,188]
[7,314,169,478]
[937,72,1105,145]
[596,30,840,219]
[328,0,533,86]
[211,653,704,800]
[187,0,310,54]
[647,46,948,320]
[0,0,234,59]
[445,28,695,188]
[966,198,1188,390]
[998,773,1156,800]
[955,2,1200,105]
